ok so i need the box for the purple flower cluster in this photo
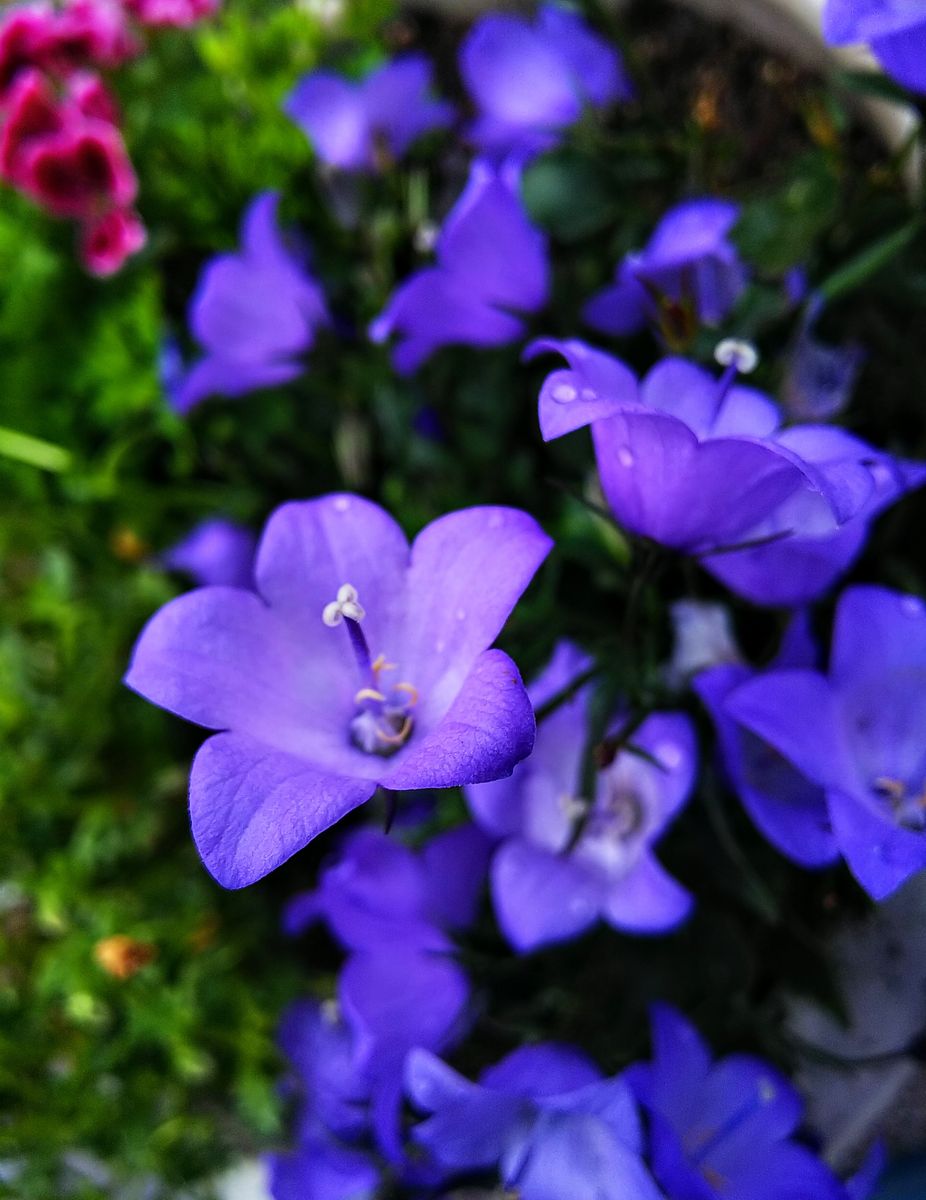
[823,0,926,93]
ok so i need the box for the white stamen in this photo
[714,338,759,374]
[322,583,366,626]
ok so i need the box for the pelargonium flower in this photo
[467,642,696,951]
[727,586,926,900]
[161,518,257,589]
[79,204,145,275]
[459,5,632,161]
[124,493,551,888]
[823,0,926,93]
[0,5,53,102]
[407,1042,663,1200]
[285,53,453,171]
[170,192,329,414]
[626,1004,861,1200]
[695,615,839,869]
[121,0,220,28]
[583,199,747,339]
[530,340,857,560]
[371,160,549,373]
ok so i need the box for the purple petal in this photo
[491,839,602,951]
[482,1044,601,1096]
[822,0,918,43]
[695,665,837,868]
[592,412,806,552]
[725,669,860,795]
[465,771,526,840]
[602,853,692,934]
[460,14,580,132]
[170,355,303,415]
[630,711,699,823]
[537,5,633,106]
[722,1141,845,1200]
[526,338,639,441]
[645,198,740,266]
[420,823,492,931]
[268,1138,380,1200]
[382,650,536,790]
[873,20,926,91]
[827,787,926,900]
[285,72,371,169]
[189,733,374,888]
[634,1004,712,1125]
[399,506,552,726]
[361,54,454,155]
[161,518,256,589]
[582,264,649,337]
[642,359,781,439]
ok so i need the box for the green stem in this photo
[0,425,72,473]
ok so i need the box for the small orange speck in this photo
[94,935,157,980]
[110,526,149,563]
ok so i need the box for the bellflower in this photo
[371,160,549,373]
[285,54,453,171]
[781,297,865,422]
[124,493,551,888]
[530,340,862,559]
[664,600,742,691]
[283,824,491,950]
[823,0,926,93]
[459,5,632,160]
[626,1004,854,1200]
[161,518,257,589]
[727,586,926,899]
[583,200,747,338]
[467,642,696,951]
[407,1043,663,1200]
[269,1138,380,1200]
[170,192,329,414]
[695,615,839,869]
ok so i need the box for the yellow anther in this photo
[376,717,413,746]
[371,654,397,680]
[355,688,387,704]
[394,682,419,707]
[874,777,907,804]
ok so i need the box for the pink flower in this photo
[120,0,220,28]
[0,68,62,184]
[80,204,145,274]
[18,118,137,217]
[48,0,140,72]
[0,4,54,102]
[69,70,120,124]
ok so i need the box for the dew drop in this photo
[618,447,635,468]
[334,496,350,512]
[900,596,924,618]
[552,383,578,404]
[656,742,682,769]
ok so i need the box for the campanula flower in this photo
[371,160,549,373]
[171,192,329,414]
[161,518,257,589]
[269,1138,379,1200]
[467,643,696,950]
[285,53,453,171]
[531,340,860,559]
[283,824,491,950]
[626,1004,856,1200]
[695,615,839,868]
[702,426,926,606]
[823,0,926,93]
[459,5,632,160]
[727,586,926,899]
[781,297,865,422]
[665,600,742,691]
[124,493,551,888]
[583,199,747,339]
[407,1042,663,1200]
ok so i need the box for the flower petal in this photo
[491,839,601,951]
[189,732,374,888]
[602,853,692,934]
[826,788,926,901]
[285,71,370,168]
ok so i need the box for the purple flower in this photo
[726,586,926,900]
[124,494,551,888]
[283,824,491,950]
[371,161,550,373]
[269,1138,379,1200]
[160,518,256,589]
[467,643,696,951]
[626,1004,851,1200]
[531,340,857,560]
[694,615,840,869]
[823,0,926,93]
[407,1042,663,1200]
[702,426,926,606]
[460,5,632,160]
[583,200,747,338]
[170,192,329,415]
[285,54,454,171]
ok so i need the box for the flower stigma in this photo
[322,584,418,757]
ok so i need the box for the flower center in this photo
[323,584,417,758]
[871,776,926,832]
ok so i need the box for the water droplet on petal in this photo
[618,447,635,468]
[334,497,350,512]
[656,742,682,769]
[455,607,466,621]
[552,382,578,404]
[900,596,924,618]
